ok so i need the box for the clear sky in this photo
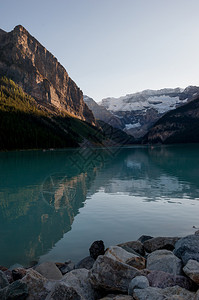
[0,0,199,101]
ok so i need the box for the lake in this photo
[0,144,199,268]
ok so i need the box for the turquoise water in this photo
[0,145,199,267]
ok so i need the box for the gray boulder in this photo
[133,286,196,300]
[0,280,28,300]
[61,268,95,300]
[128,276,149,296]
[0,270,9,288]
[45,282,81,300]
[182,253,199,265]
[174,235,199,265]
[21,268,55,300]
[147,270,196,290]
[158,286,196,299]
[75,256,95,270]
[35,262,62,280]
[183,259,199,285]
[118,241,145,256]
[146,249,182,275]
[143,236,180,253]
[89,255,141,293]
[105,246,145,269]
[138,235,153,244]
[133,286,166,300]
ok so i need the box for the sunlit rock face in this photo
[0,25,95,124]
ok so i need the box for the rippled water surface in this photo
[0,145,199,267]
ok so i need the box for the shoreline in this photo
[1,232,199,299]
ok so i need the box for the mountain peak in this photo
[0,25,96,125]
[13,25,33,38]
[14,24,26,32]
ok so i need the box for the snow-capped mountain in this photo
[100,88,184,113]
[98,87,199,138]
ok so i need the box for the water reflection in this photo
[0,145,199,267]
[87,145,199,201]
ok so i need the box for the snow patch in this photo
[125,123,141,130]
[101,93,188,114]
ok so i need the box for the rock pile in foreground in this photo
[1,235,199,299]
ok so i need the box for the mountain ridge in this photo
[0,25,95,125]
[97,87,199,138]
[142,95,199,144]
[1,25,199,147]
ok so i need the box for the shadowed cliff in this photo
[143,96,199,144]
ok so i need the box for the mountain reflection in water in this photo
[0,145,199,267]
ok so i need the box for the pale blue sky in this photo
[1,0,199,101]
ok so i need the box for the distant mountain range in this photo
[1,25,199,149]
[85,86,199,142]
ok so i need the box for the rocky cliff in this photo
[143,96,199,144]
[83,95,123,129]
[0,25,95,124]
[0,77,106,150]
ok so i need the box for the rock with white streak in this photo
[105,246,145,269]
[183,259,199,285]
[89,255,141,293]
